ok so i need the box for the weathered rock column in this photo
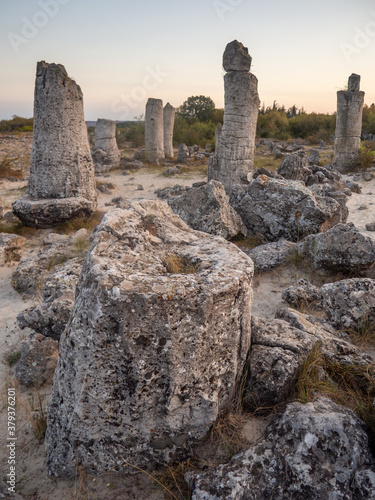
[45,201,253,477]
[163,102,175,158]
[208,40,260,193]
[333,73,365,172]
[145,98,164,163]
[92,118,120,173]
[12,61,97,228]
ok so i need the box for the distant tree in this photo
[178,95,216,123]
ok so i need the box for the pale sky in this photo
[1,0,375,120]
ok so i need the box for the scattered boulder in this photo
[12,230,85,298]
[321,278,375,331]
[14,334,58,388]
[277,150,310,182]
[308,148,321,165]
[236,175,340,242]
[45,201,253,476]
[106,196,131,209]
[155,185,189,199]
[247,239,295,272]
[168,180,247,239]
[17,258,82,340]
[244,316,319,410]
[366,222,375,231]
[299,223,375,273]
[309,184,349,226]
[164,166,180,176]
[282,278,322,309]
[0,233,26,266]
[275,307,371,365]
[190,397,375,499]
[12,61,97,228]
[122,160,144,169]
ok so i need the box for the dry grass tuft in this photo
[231,233,266,250]
[0,155,24,179]
[163,253,201,274]
[293,343,375,443]
[0,218,39,238]
[55,211,105,235]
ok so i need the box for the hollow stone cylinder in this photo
[208,40,260,194]
[145,98,164,163]
[45,201,253,477]
[333,74,365,172]
[12,61,97,228]
[163,103,175,158]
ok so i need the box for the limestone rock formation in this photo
[92,119,120,173]
[190,398,375,499]
[236,175,340,242]
[45,201,253,477]
[308,148,321,166]
[277,150,310,182]
[300,223,375,273]
[177,143,190,163]
[246,240,295,272]
[163,103,175,158]
[333,74,365,172]
[168,180,247,239]
[308,184,349,226]
[0,233,26,266]
[208,40,260,193]
[17,258,82,340]
[145,98,164,163]
[321,278,375,331]
[282,278,322,309]
[12,61,97,228]
[244,316,319,410]
[14,334,58,388]
[12,230,86,298]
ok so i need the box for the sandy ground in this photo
[1,141,375,499]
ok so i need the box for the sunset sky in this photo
[1,0,375,121]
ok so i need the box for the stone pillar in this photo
[333,73,365,172]
[163,103,175,158]
[208,40,260,194]
[45,201,253,477]
[12,61,97,228]
[145,98,164,163]
[92,118,120,173]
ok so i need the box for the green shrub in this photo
[0,116,33,132]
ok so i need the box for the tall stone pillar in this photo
[13,61,97,228]
[208,40,260,194]
[333,73,365,172]
[145,98,164,163]
[163,103,175,158]
[92,118,120,173]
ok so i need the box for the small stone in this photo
[366,222,375,231]
[0,233,26,266]
[14,334,59,387]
